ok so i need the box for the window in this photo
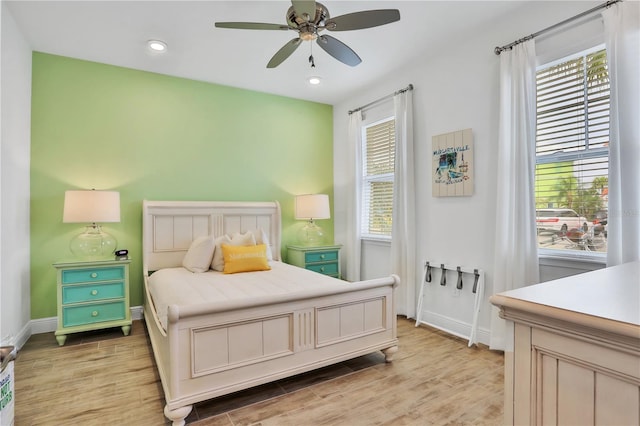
[535,47,609,254]
[361,117,395,238]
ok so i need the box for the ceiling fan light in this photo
[300,32,317,41]
[308,76,321,85]
[147,40,167,52]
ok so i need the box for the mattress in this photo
[148,261,348,329]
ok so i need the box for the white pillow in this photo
[251,228,273,261]
[231,231,256,246]
[210,232,256,271]
[211,235,231,272]
[182,235,215,273]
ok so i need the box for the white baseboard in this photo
[415,310,491,347]
[6,321,32,352]
[30,305,144,336]
[29,316,57,336]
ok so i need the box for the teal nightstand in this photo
[53,259,132,346]
[287,245,342,278]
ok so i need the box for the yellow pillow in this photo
[221,243,271,274]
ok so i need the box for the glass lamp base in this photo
[70,225,117,260]
[297,220,325,246]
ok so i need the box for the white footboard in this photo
[145,275,399,426]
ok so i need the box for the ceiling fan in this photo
[215,1,400,68]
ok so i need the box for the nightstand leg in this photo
[121,325,131,336]
[56,334,67,346]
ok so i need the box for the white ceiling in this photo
[6,1,531,105]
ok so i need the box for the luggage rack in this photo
[415,261,485,347]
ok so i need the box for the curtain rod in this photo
[494,0,621,55]
[348,83,413,115]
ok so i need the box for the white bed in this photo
[142,200,399,426]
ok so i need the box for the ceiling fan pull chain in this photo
[309,43,315,68]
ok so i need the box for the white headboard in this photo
[142,200,282,272]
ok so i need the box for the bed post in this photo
[383,274,400,362]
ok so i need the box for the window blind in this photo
[535,48,609,251]
[362,118,395,236]
[536,49,609,156]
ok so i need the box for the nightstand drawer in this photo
[306,262,339,276]
[61,266,125,284]
[62,282,125,304]
[62,301,126,328]
[305,251,338,263]
[287,245,342,279]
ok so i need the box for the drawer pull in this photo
[320,254,325,259]
[320,267,325,272]
[91,290,98,296]
[90,272,98,278]
[91,311,99,317]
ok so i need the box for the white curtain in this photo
[490,40,540,351]
[345,111,363,282]
[391,89,416,318]
[602,1,640,266]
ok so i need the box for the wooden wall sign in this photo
[432,128,474,197]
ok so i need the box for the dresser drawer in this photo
[62,301,126,328]
[305,250,338,263]
[61,266,125,284]
[62,282,125,304]
[306,262,339,276]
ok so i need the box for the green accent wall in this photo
[30,52,334,320]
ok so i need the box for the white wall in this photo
[1,1,32,349]
[333,1,606,346]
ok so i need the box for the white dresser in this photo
[490,261,640,426]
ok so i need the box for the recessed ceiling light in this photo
[308,76,321,85]
[147,40,167,52]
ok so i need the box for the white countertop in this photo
[491,261,640,337]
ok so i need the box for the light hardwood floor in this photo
[15,317,504,425]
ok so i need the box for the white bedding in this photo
[149,261,348,329]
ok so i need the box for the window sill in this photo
[538,248,606,268]
[361,236,391,246]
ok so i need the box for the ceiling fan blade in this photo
[267,38,302,68]
[291,1,317,20]
[325,9,400,31]
[316,35,361,67]
[215,22,290,31]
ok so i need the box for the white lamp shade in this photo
[63,190,121,223]
[295,194,330,220]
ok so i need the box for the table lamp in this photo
[63,189,120,259]
[295,194,330,246]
